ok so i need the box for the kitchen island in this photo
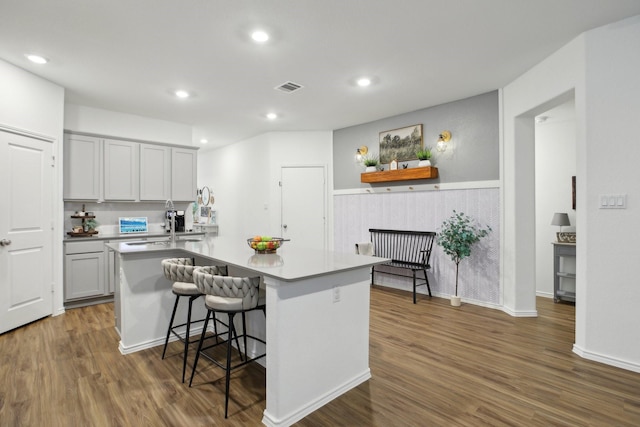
[107,235,389,427]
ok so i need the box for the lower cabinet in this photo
[64,234,205,307]
[64,241,107,304]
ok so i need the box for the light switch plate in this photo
[599,194,627,209]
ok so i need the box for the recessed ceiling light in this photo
[251,30,269,43]
[266,112,278,120]
[200,139,208,144]
[175,90,190,98]
[357,77,371,87]
[26,54,48,64]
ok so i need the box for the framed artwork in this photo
[572,176,576,210]
[379,124,423,164]
[200,206,211,218]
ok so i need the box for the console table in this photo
[553,242,576,302]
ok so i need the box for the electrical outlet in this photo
[332,286,340,303]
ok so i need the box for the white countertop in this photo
[106,235,389,282]
[64,230,204,242]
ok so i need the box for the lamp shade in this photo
[550,212,570,227]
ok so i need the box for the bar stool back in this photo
[190,266,266,418]
[160,258,227,382]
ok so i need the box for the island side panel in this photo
[116,250,209,354]
[262,267,371,426]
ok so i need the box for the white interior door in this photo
[0,130,53,334]
[281,166,326,249]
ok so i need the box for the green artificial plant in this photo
[436,210,491,297]
[84,218,98,230]
[363,154,379,167]
[416,147,432,161]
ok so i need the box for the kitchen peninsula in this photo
[107,235,389,427]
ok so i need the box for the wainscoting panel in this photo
[334,187,500,304]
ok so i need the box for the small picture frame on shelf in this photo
[390,159,398,170]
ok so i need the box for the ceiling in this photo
[2,1,640,150]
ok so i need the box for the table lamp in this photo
[551,212,570,231]
[551,212,571,242]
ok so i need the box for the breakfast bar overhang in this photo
[107,236,390,427]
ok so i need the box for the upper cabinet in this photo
[103,139,139,201]
[63,132,197,202]
[64,134,101,200]
[140,144,171,201]
[171,148,197,201]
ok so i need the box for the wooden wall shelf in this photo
[361,167,438,183]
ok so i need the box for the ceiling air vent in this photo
[275,81,304,93]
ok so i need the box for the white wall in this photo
[64,103,192,146]
[0,59,65,315]
[534,101,577,297]
[198,131,333,241]
[503,15,640,371]
[577,16,640,370]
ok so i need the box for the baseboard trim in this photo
[119,325,206,355]
[373,283,504,312]
[261,369,371,427]
[573,344,640,373]
[501,305,538,317]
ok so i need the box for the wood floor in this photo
[1,287,639,426]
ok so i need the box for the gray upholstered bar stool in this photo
[190,266,266,418]
[160,258,228,383]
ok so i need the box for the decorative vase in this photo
[365,166,377,172]
[418,159,431,167]
[451,295,461,307]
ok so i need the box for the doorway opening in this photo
[534,99,576,303]
[512,89,576,316]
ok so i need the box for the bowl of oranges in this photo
[247,235,286,254]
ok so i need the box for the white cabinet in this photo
[64,241,106,302]
[63,134,101,200]
[140,143,171,201]
[104,139,139,201]
[171,147,197,201]
[64,132,198,202]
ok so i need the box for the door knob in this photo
[0,239,11,246]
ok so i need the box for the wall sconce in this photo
[436,131,451,152]
[355,145,368,162]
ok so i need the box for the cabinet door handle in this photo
[0,239,11,246]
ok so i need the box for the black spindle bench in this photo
[369,229,437,304]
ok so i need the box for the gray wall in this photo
[333,91,499,189]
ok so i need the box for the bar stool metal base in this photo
[189,307,266,418]
[162,293,208,383]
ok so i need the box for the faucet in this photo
[165,199,176,243]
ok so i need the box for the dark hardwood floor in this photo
[1,286,639,426]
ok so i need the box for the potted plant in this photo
[84,218,98,233]
[416,147,432,167]
[363,154,379,172]
[437,210,491,306]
